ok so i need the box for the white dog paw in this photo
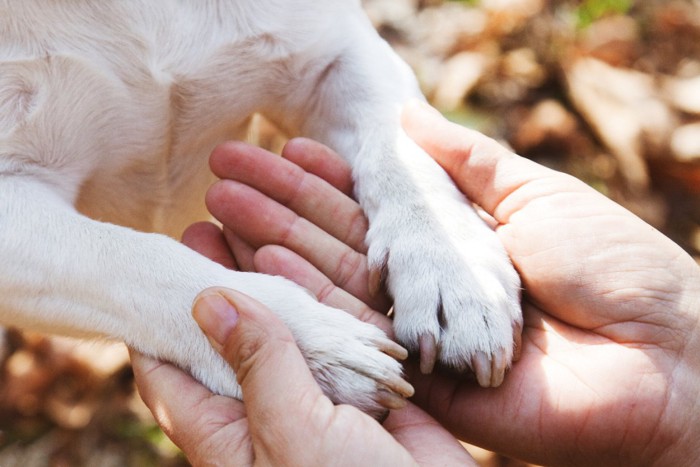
[287,297,414,419]
[367,200,522,388]
[228,275,413,419]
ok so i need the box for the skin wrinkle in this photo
[275,155,308,211]
[675,260,700,326]
[501,193,619,236]
[588,304,670,330]
[353,303,388,334]
[628,371,668,463]
[520,314,626,464]
[389,411,451,465]
[490,175,550,225]
[492,171,587,220]
[679,304,700,366]
[341,205,369,253]
[315,277,339,305]
[433,375,467,435]
[237,337,313,449]
[308,409,349,464]
[668,405,700,467]
[570,403,592,464]
[331,246,364,292]
[304,395,336,440]
[153,372,241,459]
[616,384,640,463]
[227,332,273,389]
[644,385,677,465]
[589,291,690,351]
[536,389,548,463]
[187,394,239,453]
[655,315,700,465]
[276,209,308,252]
[542,338,668,465]
[203,429,252,467]
[293,389,333,442]
[596,285,679,305]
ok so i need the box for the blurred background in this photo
[1,0,698,465]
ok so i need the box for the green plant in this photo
[575,0,633,29]
[447,0,480,6]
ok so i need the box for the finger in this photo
[206,180,374,302]
[401,100,562,221]
[223,227,257,272]
[129,349,251,464]
[210,141,367,253]
[384,403,478,466]
[281,137,355,196]
[181,221,237,270]
[193,289,333,453]
[254,245,392,332]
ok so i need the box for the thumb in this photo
[192,287,331,440]
[401,100,557,219]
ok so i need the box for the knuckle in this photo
[332,248,363,288]
[344,208,369,252]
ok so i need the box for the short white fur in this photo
[0,0,522,414]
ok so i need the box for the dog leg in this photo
[0,176,410,417]
[274,13,523,386]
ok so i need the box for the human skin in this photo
[129,140,475,467]
[399,103,700,466]
[133,101,700,466]
[192,101,700,466]
[130,285,474,466]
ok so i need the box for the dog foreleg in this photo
[275,14,523,386]
[0,175,408,415]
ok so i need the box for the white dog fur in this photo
[0,0,521,417]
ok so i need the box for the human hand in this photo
[131,288,471,466]
[130,198,474,466]
[209,104,700,466]
[401,101,700,466]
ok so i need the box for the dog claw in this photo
[382,374,414,399]
[471,351,491,388]
[368,252,388,298]
[418,333,437,374]
[368,266,381,298]
[368,263,387,299]
[377,338,409,361]
[376,389,408,411]
[492,349,507,388]
[513,320,523,362]
[472,350,508,388]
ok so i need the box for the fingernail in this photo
[193,293,239,346]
